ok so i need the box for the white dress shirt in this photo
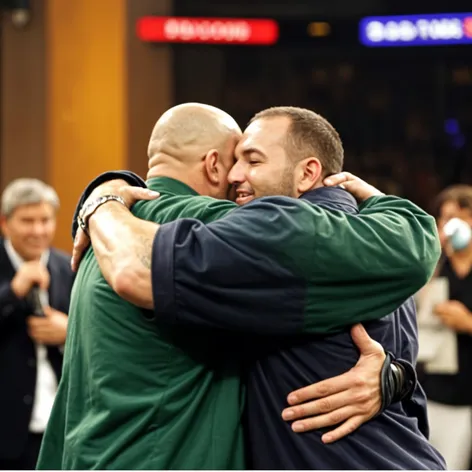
[4,239,58,433]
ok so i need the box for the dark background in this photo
[167,0,472,210]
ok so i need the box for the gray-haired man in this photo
[0,178,74,470]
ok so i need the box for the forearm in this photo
[358,195,441,286]
[88,202,159,309]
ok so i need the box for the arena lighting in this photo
[360,12,472,47]
[0,0,31,28]
[137,16,279,45]
[307,22,331,37]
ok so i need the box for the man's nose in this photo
[31,221,46,236]
[228,161,245,185]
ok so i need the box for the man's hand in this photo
[324,172,383,202]
[11,261,50,298]
[434,300,472,333]
[86,179,159,209]
[27,306,68,345]
[71,228,91,272]
[281,324,385,443]
[71,181,159,271]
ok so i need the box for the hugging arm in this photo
[150,195,440,334]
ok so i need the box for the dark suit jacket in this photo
[0,239,74,460]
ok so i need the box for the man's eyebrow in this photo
[242,147,266,158]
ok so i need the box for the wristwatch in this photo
[77,194,126,236]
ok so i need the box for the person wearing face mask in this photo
[419,185,472,470]
[0,179,74,470]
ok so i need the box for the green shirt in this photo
[37,178,244,470]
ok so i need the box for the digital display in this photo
[359,13,472,47]
[137,16,279,45]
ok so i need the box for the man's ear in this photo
[296,157,322,194]
[203,149,220,184]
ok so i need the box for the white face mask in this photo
[443,218,472,251]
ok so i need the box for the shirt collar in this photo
[4,239,50,271]
[299,186,359,215]
[145,177,199,197]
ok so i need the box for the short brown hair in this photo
[432,184,472,217]
[249,106,344,175]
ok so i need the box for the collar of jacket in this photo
[299,186,359,215]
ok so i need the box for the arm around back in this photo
[151,195,440,334]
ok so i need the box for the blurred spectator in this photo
[420,185,472,470]
[0,179,74,470]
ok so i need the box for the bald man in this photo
[37,104,245,470]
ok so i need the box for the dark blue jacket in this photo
[244,188,445,469]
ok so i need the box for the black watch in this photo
[379,353,416,413]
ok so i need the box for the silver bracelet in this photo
[77,194,127,236]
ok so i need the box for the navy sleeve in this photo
[71,171,147,239]
[403,381,430,439]
[151,217,307,335]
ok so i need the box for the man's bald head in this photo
[148,103,241,163]
[146,103,241,200]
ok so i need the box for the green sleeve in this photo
[300,195,441,332]
[152,195,440,335]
